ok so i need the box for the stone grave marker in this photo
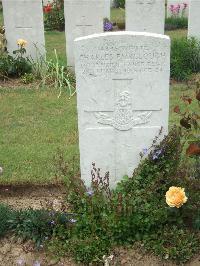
[74,32,170,188]
[188,0,200,39]
[2,0,45,60]
[167,0,189,18]
[126,0,165,34]
[104,0,111,19]
[64,0,105,70]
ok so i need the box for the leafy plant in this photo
[171,37,200,81]
[114,0,125,8]
[0,40,32,79]
[43,0,65,31]
[143,226,200,263]
[21,73,35,84]
[165,17,188,31]
[49,127,200,263]
[31,49,76,98]
[9,209,56,247]
[0,204,14,238]
[173,83,200,180]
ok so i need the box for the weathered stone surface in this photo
[167,0,189,18]
[64,0,104,70]
[188,0,200,39]
[104,0,111,18]
[2,0,45,60]
[74,32,170,188]
[126,0,165,34]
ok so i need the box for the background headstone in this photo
[2,0,45,60]
[188,0,200,39]
[126,0,165,34]
[104,0,111,19]
[167,0,189,18]
[75,32,170,188]
[64,0,105,70]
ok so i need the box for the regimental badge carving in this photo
[95,91,152,131]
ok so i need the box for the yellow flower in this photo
[17,39,27,47]
[166,186,187,208]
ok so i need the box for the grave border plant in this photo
[0,124,199,264]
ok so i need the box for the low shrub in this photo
[0,204,14,238]
[21,73,35,84]
[48,126,200,264]
[143,226,200,263]
[43,0,65,31]
[171,37,200,81]
[31,49,76,98]
[0,125,199,264]
[0,40,32,80]
[165,17,188,31]
[113,0,125,8]
[9,209,56,247]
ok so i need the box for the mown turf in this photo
[45,31,66,65]
[0,8,197,184]
[0,87,79,184]
[0,83,198,184]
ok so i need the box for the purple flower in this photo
[104,22,113,31]
[50,220,55,225]
[152,149,163,160]
[142,148,148,155]
[86,190,94,196]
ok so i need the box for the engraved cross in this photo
[75,16,93,36]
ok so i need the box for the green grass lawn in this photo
[0,87,78,185]
[0,83,197,185]
[0,8,196,185]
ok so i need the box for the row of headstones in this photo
[2,0,199,69]
[0,0,196,188]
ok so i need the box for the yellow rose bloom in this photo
[166,186,187,208]
[17,39,27,47]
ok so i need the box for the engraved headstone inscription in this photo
[2,0,45,60]
[126,0,165,34]
[188,0,200,39]
[64,0,104,70]
[74,32,170,188]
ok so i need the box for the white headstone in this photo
[188,0,200,39]
[64,0,105,70]
[104,0,111,18]
[167,0,189,18]
[2,0,45,60]
[126,0,165,34]
[74,32,170,188]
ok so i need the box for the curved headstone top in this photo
[75,31,170,41]
[74,31,170,188]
